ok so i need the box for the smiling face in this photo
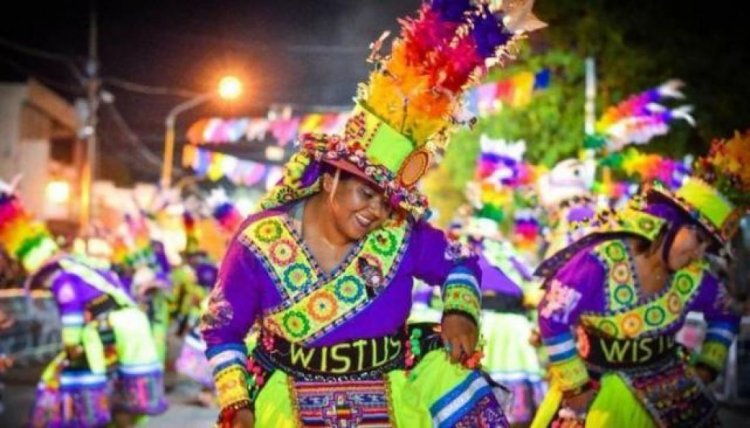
[322,171,392,241]
[667,223,711,271]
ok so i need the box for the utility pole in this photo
[80,0,99,239]
[584,57,596,136]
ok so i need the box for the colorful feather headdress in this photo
[648,130,750,246]
[598,147,691,191]
[0,178,59,273]
[206,188,243,235]
[586,80,694,152]
[261,0,545,219]
[110,212,159,269]
[182,211,203,255]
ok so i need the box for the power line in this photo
[101,101,168,170]
[0,35,86,85]
[0,57,84,95]
[0,36,82,63]
[103,76,200,98]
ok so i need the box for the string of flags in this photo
[185,69,551,146]
[182,145,283,188]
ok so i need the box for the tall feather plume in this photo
[361,0,541,149]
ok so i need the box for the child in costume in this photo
[201,1,545,426]
[0,180,167,427]
[531,131,749,427]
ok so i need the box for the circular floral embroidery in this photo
[369,229,398,256]
[611,262,631,284]
[306,291,339,322]
[282,263,313,293]
[638,217,657,233]
[281,311,311,339]
[645,306,666,326]
[674,273,694,295]
[254,219,283,243]
[334,275,365,303]
[269,239,298,266]
[597,319,619,337]
[614,284,635,306]
[604,242,626,262]
[667,292,682,314]
[621,313,643,337]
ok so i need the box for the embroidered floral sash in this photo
[581,240,705,338]
[240,215,409,344]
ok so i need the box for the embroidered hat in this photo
[260,0,545,220]
[646,130,750,247]
[0,178,59,273]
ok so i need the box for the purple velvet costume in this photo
[201,207,482,348]
[200,203,511,427]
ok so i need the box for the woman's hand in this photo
[232,408,254,428]
[441,313,478,364]
[695,365,716,384]
[563,387,596,416]
[554,388,596,427]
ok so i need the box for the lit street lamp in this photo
[161,75,243,188]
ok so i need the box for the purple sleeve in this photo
[50,272,87,347]
[199,235,265,410]
[692,272,741,371]
[50,272,86,315]
[537,249,605,391]
[538,250,604,338]
[410,220,481,284]
[410,220,482,324]
[200,237,262,349]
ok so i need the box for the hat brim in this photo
[645,187,725,251]
[321,158,380,188]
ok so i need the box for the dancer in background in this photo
[531,131,749,427]
[0,180,166,427]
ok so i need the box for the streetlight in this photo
[161,75,243,188]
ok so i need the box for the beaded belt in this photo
[579,328,677,370]
[252,322,443,381]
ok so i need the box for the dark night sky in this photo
[1,1,748,184]
[0,0,419,183]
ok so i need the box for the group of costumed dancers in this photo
[0,1,747,427]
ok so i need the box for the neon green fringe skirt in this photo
[251,350,509,427]
[531,373,655,428]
